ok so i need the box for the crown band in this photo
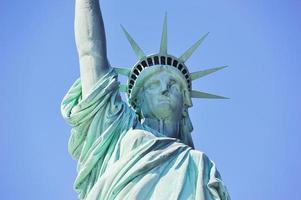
[128,54,192,97]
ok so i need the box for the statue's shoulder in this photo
[189,149,214,167]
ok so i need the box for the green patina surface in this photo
[61,69,230,200]
[63,1,230,199]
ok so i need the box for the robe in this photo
[61,69,231,200]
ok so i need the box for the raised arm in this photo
[75,0,110,97]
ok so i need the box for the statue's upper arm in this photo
[75,0,110,97]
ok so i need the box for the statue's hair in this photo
[179,108,194,148]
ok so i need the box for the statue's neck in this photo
[142,118,180,139]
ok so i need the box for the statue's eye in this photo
[168,80,176,88]
[169,80,176,85]
[169,80,180,91]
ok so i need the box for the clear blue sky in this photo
[1,0,301,199]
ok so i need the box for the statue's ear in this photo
[183,89,193,107]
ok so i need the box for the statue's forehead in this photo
[144,68,177,82]
[139,68,186,91]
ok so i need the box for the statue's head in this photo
[132,64,192,120]
[116,15,228,148]
[137,66,186,122]
[134,65,195,147]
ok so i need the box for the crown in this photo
[114,14,228,109]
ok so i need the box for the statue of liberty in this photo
[61,0,231,199]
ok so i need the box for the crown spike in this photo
[114,67,131,77]
[179,32,209,62]
[190,90,228,99]
[160,13,168,55]
[119,84,128,93]
[121,25,146,60]
[191,66,228,81]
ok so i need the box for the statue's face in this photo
[139,69,184,121]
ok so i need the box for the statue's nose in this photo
[161,89,169,96]
[160,82,169,96]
